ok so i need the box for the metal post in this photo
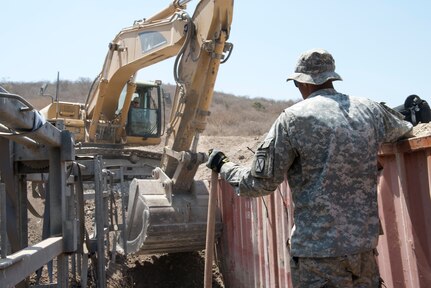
[0,183,7,259]
[57,254,69,287]
[49,146,69,286]
[49,147,63,236]
[94,156,106,288]
[18,175,28,250]
[204,171,219,288]
[120,167,128,255]
[64,178,77,253]
[0,138,20,253]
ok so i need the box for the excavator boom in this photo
[123,0,234,254]
[162,0,233,191]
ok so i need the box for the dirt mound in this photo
[195,135,262,180]
[412,123,431,138]
[107,252,224,288]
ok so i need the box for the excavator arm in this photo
[162,0,233,191]
[122,0,234,254]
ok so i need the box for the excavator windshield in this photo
[115,82,163,138]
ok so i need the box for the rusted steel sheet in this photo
[217,135,431,288]
[377,136,431,288]
[217,180,294,288]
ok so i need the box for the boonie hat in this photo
[287,49,342,85]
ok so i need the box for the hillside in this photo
[0,79,297,136]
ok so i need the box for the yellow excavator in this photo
[40,0,234,254]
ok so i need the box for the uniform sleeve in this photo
[375,102,413,143]
[220,112,297,197]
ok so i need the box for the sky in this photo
[1,0,430,108]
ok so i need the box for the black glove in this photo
[206,149,229,173]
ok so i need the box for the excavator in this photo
[40,0,234,254]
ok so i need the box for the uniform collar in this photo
[307,88,338,99]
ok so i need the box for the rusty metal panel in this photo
[217,180,293,288]
[217,136,431,288]
[377,136,431,288]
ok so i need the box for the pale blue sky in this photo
[1,0,430,107]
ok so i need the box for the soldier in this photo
[132,96,140,108]
[207,48,413,287]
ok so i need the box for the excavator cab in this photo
[40,81,165,146]
[119,81,164,140]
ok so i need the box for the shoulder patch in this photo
[251,138,274,178]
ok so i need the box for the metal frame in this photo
[0,92,73,286]
[0,93,131,287]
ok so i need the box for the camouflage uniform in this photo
[218,49,412,287]
[289,249,381,287]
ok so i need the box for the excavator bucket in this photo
[121,168,221,254]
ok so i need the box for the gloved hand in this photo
[206,149,229,173]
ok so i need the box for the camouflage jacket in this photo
[220,88,412,257]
